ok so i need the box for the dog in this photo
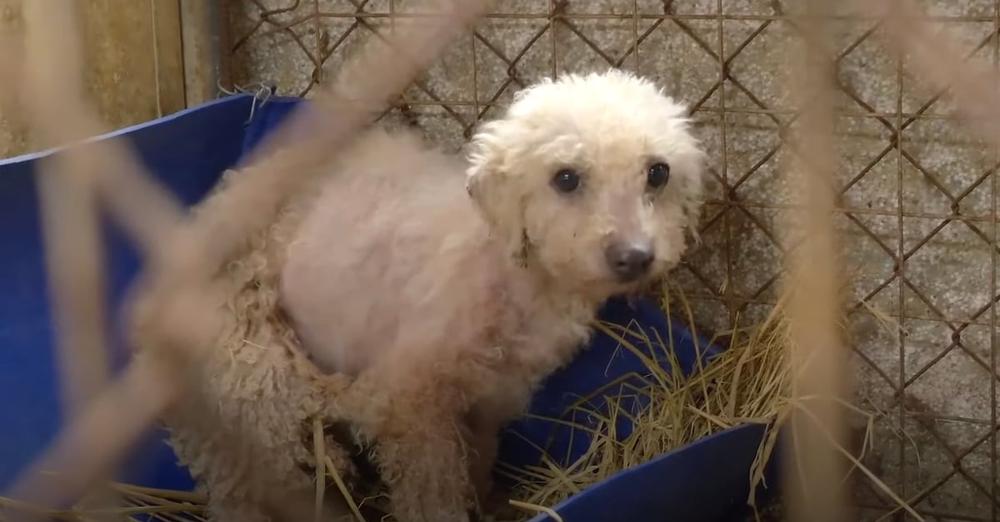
[279,69,706,521]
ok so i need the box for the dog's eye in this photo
[552,169,581,193]
[647,162,670,189]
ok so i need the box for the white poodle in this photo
[277,69,706,521]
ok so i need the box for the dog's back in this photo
[280,129,504,376]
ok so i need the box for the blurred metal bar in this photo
[782,2,850,521]
[21,0,110,422]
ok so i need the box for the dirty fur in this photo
[132,70,705,522]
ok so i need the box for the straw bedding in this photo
[493,288,794,520]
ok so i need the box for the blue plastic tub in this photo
[0,95,772,521]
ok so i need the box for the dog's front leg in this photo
[464,388,530,514]
[376,406,475,522]
[342,375,475,522]
[464,416,499,512]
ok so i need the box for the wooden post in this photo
[180,0,231,107]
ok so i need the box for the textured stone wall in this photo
[224,1,1000,518]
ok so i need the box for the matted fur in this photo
[129,168,357,521]
[135,70,705,522]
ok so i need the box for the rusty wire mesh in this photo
[224,0,1000,520]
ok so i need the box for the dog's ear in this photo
[466,121,526,262]
[680,146,707,244]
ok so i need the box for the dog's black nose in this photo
[605,243,654,282]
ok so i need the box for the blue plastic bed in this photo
[0,94,772,521]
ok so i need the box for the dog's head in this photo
[466,70,705,297]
